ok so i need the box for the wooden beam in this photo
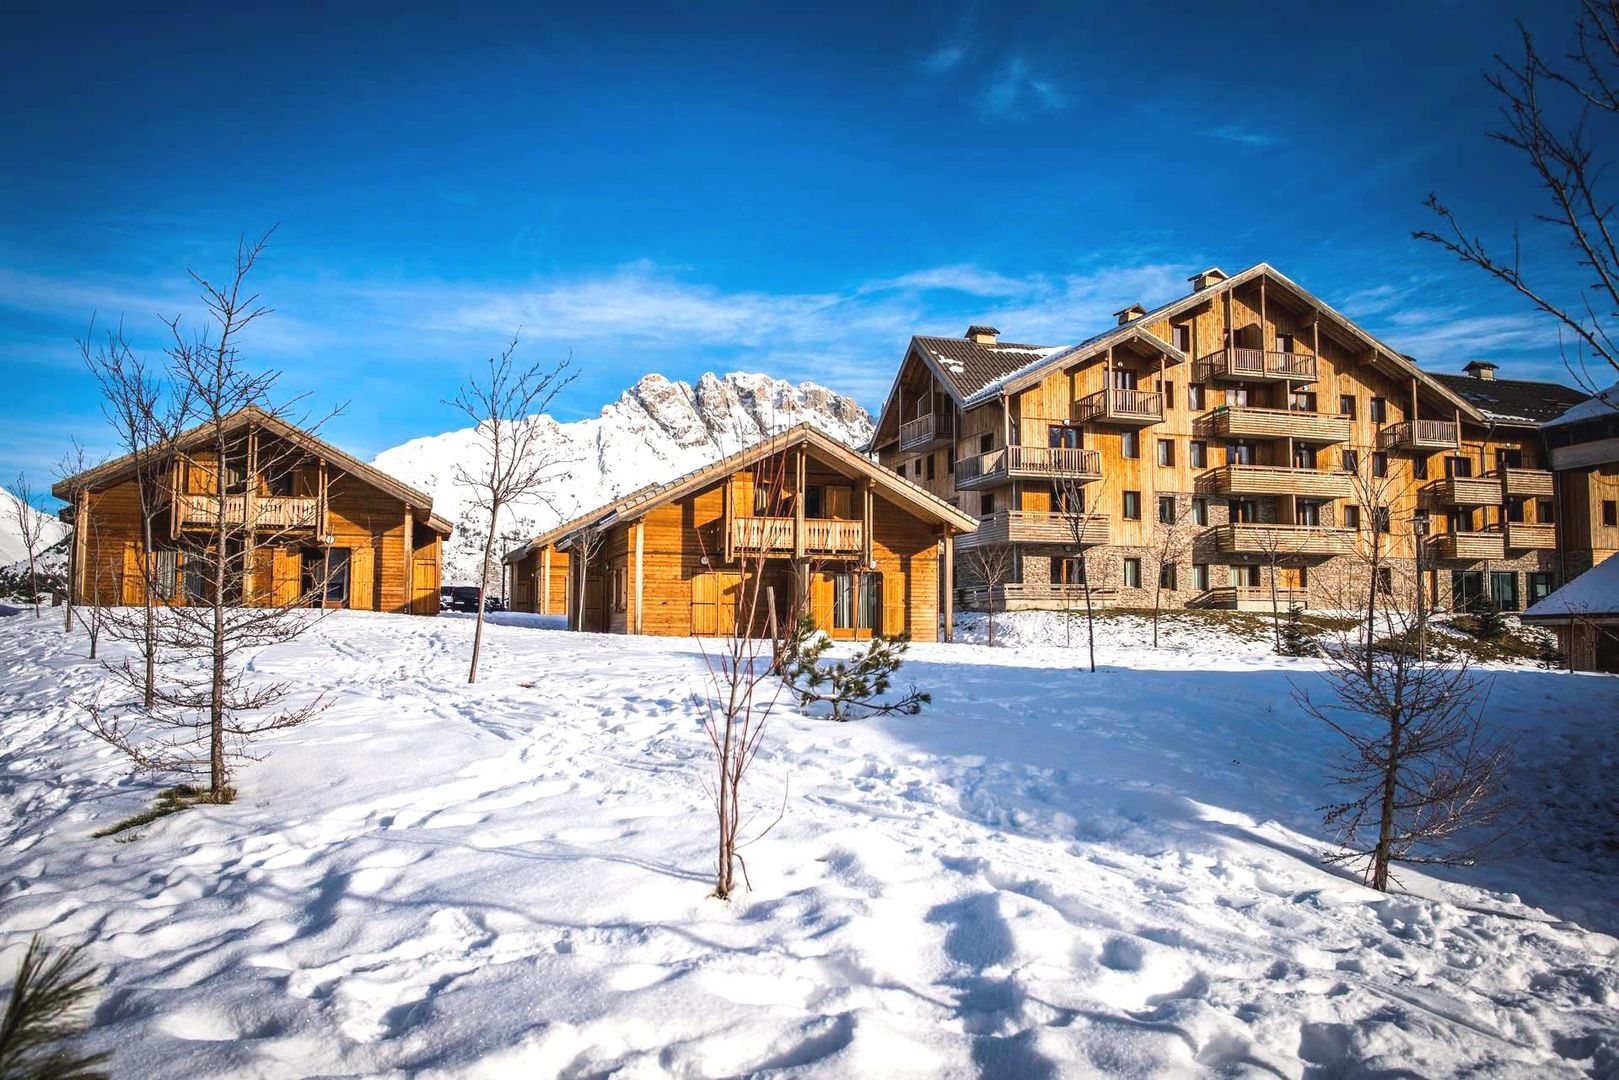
[862,479,874,567]
[942,533,954,643]
[402,504,414,614]
[541,546,552,615]
[793,449,806,559]
[633,520,645,635]
[73,489,89,607]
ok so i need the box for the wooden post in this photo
[723,476,735,563]
[402,504,414,614]
[1410,376,1419,424]
[541,546,552,615]
[317,458,329,536]
[632,519,645,635]
[862,479,874,566]
[73,489,89,608]
[793,449,806,559]
[942,532,954,642]
[1259,276,1267,355]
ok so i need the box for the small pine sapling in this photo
[1471,599,1508,641]
[780,613,930,722]
[1276,604,1316,657]
[0,935,110,1080]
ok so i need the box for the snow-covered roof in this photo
[1543,382,1619,429]
[1522,556,1619,620]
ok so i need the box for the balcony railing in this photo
[1072,388,1164,427]
[1214,523,1356,556]
[1196,348,1319,384]
[955,446,1103,489]
[957,510,1110,549]
[730,516,865,556]
[1209,406,1350,444]
[1425,475,1502,506]
[1198,585,1309,611]
[956,582,1118,609]
[1379,419,1458,451]
[1491,468,1555,497]
[1501,522,1557,550]
[899,412,952,451]
[174,492,322,531]
[1433,531,1506,561]
[1211,463,1354,499]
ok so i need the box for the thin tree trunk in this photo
[27,552,39,618]
[1373,716,1404,891]
[468,509,499,683]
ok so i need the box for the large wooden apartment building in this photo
[870,264,1609,613]
[53,406,452,615]
[504,424,977,639]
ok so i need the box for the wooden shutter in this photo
[272,547,302,607]
[121,543,142,606]
[411,559,436,615]
[350,543,375,611]
[691,572,717,636]
[827,485,852,519]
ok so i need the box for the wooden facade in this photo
[871,264,1589,615]
[503,425,977,641]
[53,407,451,616]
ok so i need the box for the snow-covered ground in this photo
[1,609,1615,1077]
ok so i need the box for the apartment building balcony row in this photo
[1195,348,1318,384]
[1071,388,1164,427]
[955,446,1104,490]
[956,510,1110,550]
[1207,463,1354,499]
[1214,522,1356,557]
[956,582,1118,611]
[1378,419,1459,451]
[898,412,954,452]
[1208,405,1350,444]
[1425,468,1556,506]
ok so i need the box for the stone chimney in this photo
[1114,303,1147,325]
[1463,360,1499,381]
[1188,267,1228,291]
[966,325,1000,345]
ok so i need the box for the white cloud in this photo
[979,57,1068,118]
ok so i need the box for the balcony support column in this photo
[402,504,413,614]
[941,532,954,642]
[793,450,805,559]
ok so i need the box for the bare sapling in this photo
[447,334,575,682]
[79,232,338,803]
[1056,475,1110,671]
[1295,604,1517,892]
[1149,496,1189,649]
[570,520,605,630]
[5,473,48,618]
[960,541,1012,646]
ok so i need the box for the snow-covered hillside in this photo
[373,371,873,584]
[1,609,1615,1076]
[0,486,69,569]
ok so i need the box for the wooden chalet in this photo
[503,424,978,640]
[53,406,452,615]
[870,263,1602,614]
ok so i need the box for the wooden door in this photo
[410,559,436,615]
[883,562,907,637]
[272,547,301,607]
[351,543,376,611]
[691,571,742,636]
[120,543,142,606]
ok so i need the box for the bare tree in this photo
[1251,524,1305,652]
[570,520,606,631]
[959,541,1013,645]
[1295,608,1516,892]
[1055,476,1111,672]
[447,335,575,682]
[1414,1,1619,392]
[5,473,47,618]
[1148,497,1190,649]
[80,232,336,802]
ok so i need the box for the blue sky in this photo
[0,1,1596,492]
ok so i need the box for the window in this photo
[804,485,826,518]
[1292,444,1317,469]
[1528,572,1555,605]
[1289,389,1316,412]
[612,561,628,612]
[1231,564,1261,587]
[1507,497,1526,524]
[1121,431,1140,459]
[1452,570,1485,610]
[979,493,996,516]
[913,459,922,477]
[1374,506,1391,533]
[1159,562,1177,590]
[1446,456,1474,479]
[1605,500,1618,527]
[302,547,351,608]
[947,455,955,475]
[152,549,179,601]
[1297,565,1310,588]
[1228,386,1251,407]
[1158,495,1177,524]
[926,455,936,481]
[1123,491,1142,519]
[1192,563,1209,591]
[1341,449,1359,473]
[1229,498,1258,523]
[1191,497,1209,525]
[1156,439,1175,466]
[1051,556,1083,585]
[893,464,905,476]
[1372,452,1388,478]
[1173,324,1191,352]
[1109,368,1140,390]
[1344,504,1362,529]
[1370,397,1387,424]
[1123,558,1142,588]
[1376,567,1394,597]
[1190,440,1207,468]
[1227,441,1255,465]
[1050,425,1080,448]
[1536,497,1554,523]
[265,465,294,497]
[1339,394,1357,419]
[1413,456,1428,480]
[1490,571,1519,612]
[1276,333,1295,354]
[1053,482,1084,515]
[980,434,994,453]
[1160,381,1175,409]
[1188,383,1206,410]
[832,573,856,629]
[1296,500,1321,526]
[1496,447,1523,470]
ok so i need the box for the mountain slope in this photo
[0,487,70,572]
[373,371,874,585]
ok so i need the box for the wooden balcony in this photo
[1493,468,1555,497]
[1209,406,1351,444]
[1072,388,1164,427]
[899,412,953,452]
[1502,522,1557,550]
[1433,531,1506,561]
[1378,419,1458,451]
[1425,475,1502,506]
[1214,523,1356,556]
[1198,585,1308,611]
[173,492,322,532]
[1195,348,1319,384]
[729,516,864,557]
[1211,464,1354,499]
[955,446,1103,490]
[958,510,1110,549]
[957,582,1118,611]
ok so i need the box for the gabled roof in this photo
[910,335,1066,403]
[502,484,660,564]
[513,424,976,556]
[1432,373,1591,427]
[1522,555,1619,620]
[1545,382,1619,429]
[52,405,451,536]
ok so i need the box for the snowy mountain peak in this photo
[372,370,873,584]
